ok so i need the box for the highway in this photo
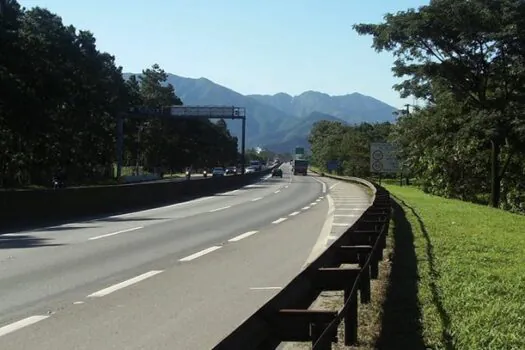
[0,164,371,349]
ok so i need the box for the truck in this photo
[293,159,308,175]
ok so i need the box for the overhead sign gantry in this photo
[116,106,247,178]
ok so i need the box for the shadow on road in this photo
[32,225,101,232]
[375,199,426,350]
[0,235,63,249]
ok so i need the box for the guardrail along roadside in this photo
[0,166,278,231]
[214,179,391,350]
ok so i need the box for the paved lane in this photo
[0,165,372,349]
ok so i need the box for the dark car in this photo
[272,168,283,178]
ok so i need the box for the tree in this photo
[353,0,525,207]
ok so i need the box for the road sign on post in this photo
[326,160,340,171]
[370,143,399,173]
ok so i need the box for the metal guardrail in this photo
[213,179,391,349]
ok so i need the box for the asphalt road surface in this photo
[0,164,371,349]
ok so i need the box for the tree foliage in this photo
[0,1,238,187]
[308,121,392,178]
[351,0,525,211]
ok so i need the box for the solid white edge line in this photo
[335,207,369,210]
[0,315,50,337]
[312,177,327,193]
[209,205,231,212]
[228,231,258,242]
[179,246,222,262]
[289,211,300,216]
[88,226,143,241]
[251,197,263,201]
[272,218,287,224]
[87,270,164,297]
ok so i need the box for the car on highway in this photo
[245,166,256,174]
[272,168,283,178]
[225,167,237,175]
[212,167,225,177]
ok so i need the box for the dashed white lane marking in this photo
[289,211,300,216]
[88,270,164,297]
[250,287,282,291]
[272,218,287,224]
[329,182,340,190]
[179,246,222,262]
[332,223,351,227]
[316,198,322,202]
[302,206,310,210]
[228,231,258,242]
[73,301,84,305]
[89,226,143,241]
[274,190,281,194]
[0,315,50,337]
[311,202,318,206]
[209,205,231,212]
[284,185,289,188]
[251,197,263,202]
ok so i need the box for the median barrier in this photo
[0,167,276,231]
[213,177,391,349]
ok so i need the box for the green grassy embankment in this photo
[377,184,525,350]
[300,172,525,349]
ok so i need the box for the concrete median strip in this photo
[87,270,164,298]
[179,246,222,262]
[0,315,50,338]
[228,231,258,242]
[88,226,143,241]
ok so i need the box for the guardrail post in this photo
[344,287,358,345]
[358,252,371,304]
[370,248,380,279]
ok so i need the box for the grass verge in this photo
[381,184,525,349]
[286,181,525,349]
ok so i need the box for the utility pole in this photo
[404,103,411,116]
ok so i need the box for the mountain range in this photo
[122,73,397,152]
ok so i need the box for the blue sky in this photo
[19,0,429,108]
